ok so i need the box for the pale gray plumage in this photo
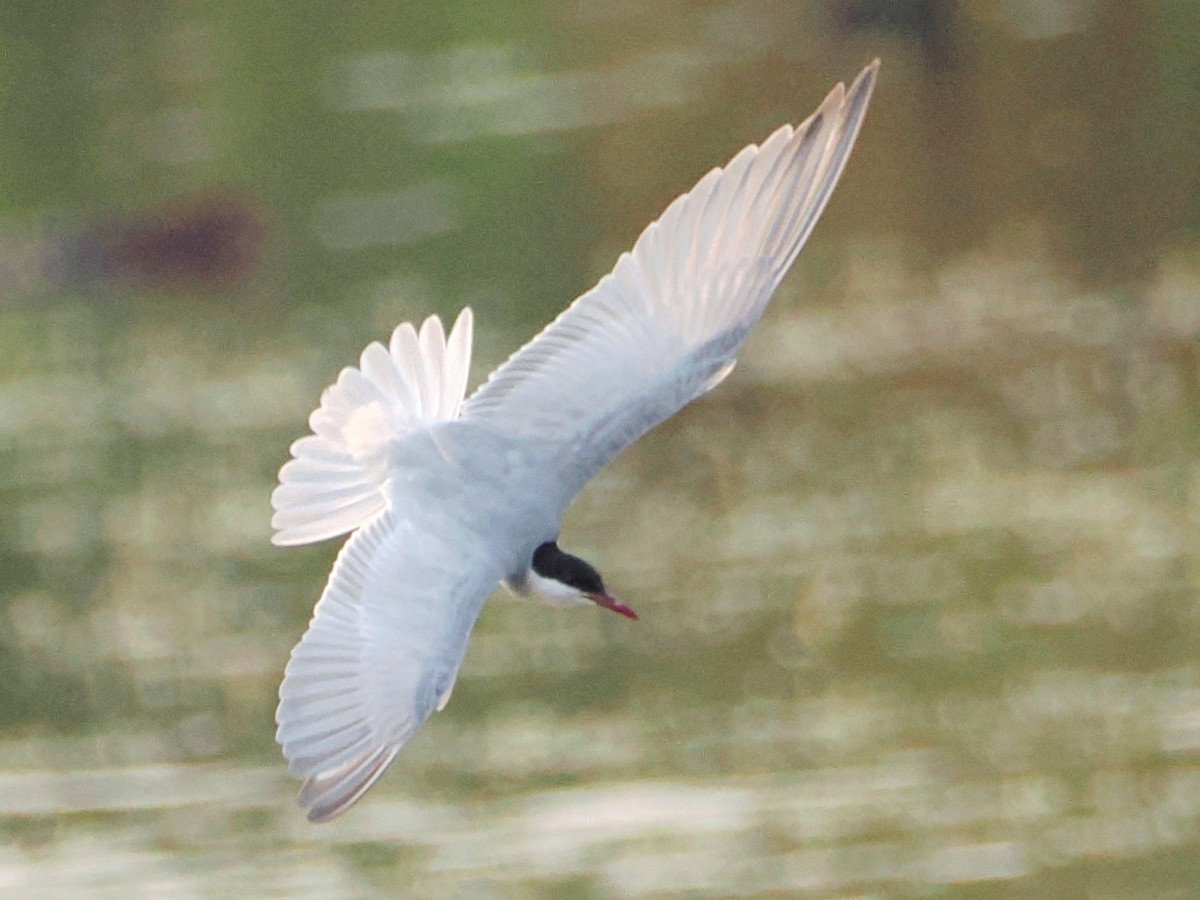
[272,61,879,821]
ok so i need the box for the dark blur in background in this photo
[1,1,1198,896]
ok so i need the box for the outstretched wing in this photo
[271,308,473,546]
[276,500,503,822]
[461,62,877,501]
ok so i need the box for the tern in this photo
[272,61,878,821]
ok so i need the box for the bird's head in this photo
[526,541,638,620]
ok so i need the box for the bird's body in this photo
[272,61,879,821]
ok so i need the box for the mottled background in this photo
[1,1,1198,897]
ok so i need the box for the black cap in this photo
[531,541,605,595]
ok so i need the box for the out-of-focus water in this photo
[1,2,1199,897]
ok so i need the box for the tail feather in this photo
[271,308,474,546]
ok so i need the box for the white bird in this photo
[272,61,878,822]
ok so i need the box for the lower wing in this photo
[275,503,502,821]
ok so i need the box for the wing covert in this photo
[461,62,877,499]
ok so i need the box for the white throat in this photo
[519,567,589,607]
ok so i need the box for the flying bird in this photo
[272,61,879,821]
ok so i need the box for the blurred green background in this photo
[1,1,1198,896]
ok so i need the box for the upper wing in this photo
[461,62,877,500]
[270,308,473,546]
[275,500,503,822]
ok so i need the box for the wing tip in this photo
[295,745,401,823]
[843,59,881,121]
[815,58,879,122]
